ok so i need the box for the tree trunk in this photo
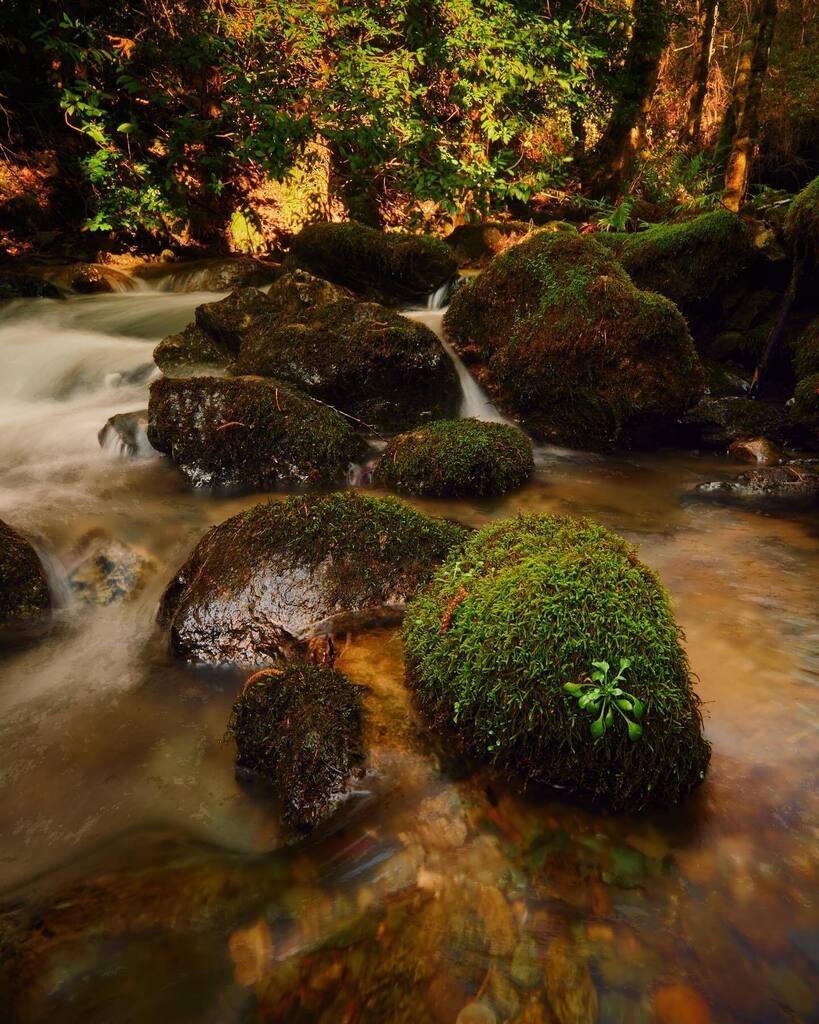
[586,0,670,198]
[723,0,778,212]
[680,0,719,145]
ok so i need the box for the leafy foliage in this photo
[564,658,644,741]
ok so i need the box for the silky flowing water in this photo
[0,279,817,1024]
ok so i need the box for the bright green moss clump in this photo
[608,210,754,317]
[289,220,457,303]
[443,232,703,449]
[404,514,711,810]
[374,418,534,497]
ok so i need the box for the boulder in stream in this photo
[403,513,711,810]
[234,298,460,433]
[159,492,467,664]
[153,324,231,376]
[374,418,534,497]
[0,271,60,302]
[0,519,51,633]
[680,396,799,448]
[289,220,457,304]
[147,375,365,489]
[193,286,274,353]
[67,531,155,607]
[695,465,819,507]
[443,232,703,450]
[98,409,153,457]
[228,663,364,830]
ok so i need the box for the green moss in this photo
[227,663,363,830]
[791,373,819,439]
[794,317,819,379]
[153,324,230,376]
[610,211,754,317]
[784,175,819,259]
[147,375,365,489]
[289,220,457,303]
[374,418,534,497]
[443,232,703,449]
[403,514,710,810]
[0,519,51,629]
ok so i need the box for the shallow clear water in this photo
[0,285,817,1024]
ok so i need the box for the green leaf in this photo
[627,720,643,742]
[631,697,644,720]
[590,716,605,739]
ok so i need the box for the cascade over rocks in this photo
[374,418,534,497]
[234,298,460,433]
[159,491,467,665]
[147,375,365,489]
[289,220,457,304]
[228,663,364,831]
[403,514,711,811]
[443,232,704,449]
[0,519,51,633]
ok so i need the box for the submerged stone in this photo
[67,532,155,607]
[404,514,711,810]
[228,663,364,831]
[147,375,364,489]
[159,492,466,664]
[0,519,51,633]
[289,220,457,304]
[235,298,459,433]
[443,232,703,450]
[374,418,534,497]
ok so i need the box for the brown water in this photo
[0,286,817,1024]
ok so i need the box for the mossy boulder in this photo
[791,373,819,442]
[159,492,467,664]
[680,396,798,448]
[289,220,457,304]
[444,221,533,268]
[235,299,460,433]
[153,324,231,376]
[194,287,274,353]
[147,376,364,489]
[443,232,703,450]
[794,317,819,379]
[784,175,819,262]
[228,663,364,830]
[0,271,60,302]
[265,268,353,316]
[605,211,754,320]
[403,514,710,810]
[0,519,51,633]
[374,418,534,497]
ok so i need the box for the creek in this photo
[0,273,817,1023]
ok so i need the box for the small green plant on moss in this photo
[564,657,644,741]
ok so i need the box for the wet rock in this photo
[727,437,781,465]
[289,220,457,304]
[0,519,51,633]
[98,409,153,457]
[651,984,710,1024]
[137,255,276,292]
[67,532,155,606]
[414,790,469,851]
[443,232,703,450]
[374,418,534,497]
[194,287,274,353]
[153,324,231,376]
[228,663,364,831]
[147,375,364,489]
[695,464,819,507]
[235,299,459,433]
[702,359,749,398]
[0,271,60,301]
[544,936,598,1024]
[67,262,114,294]
[456,1002,498,1024]
[158,492,466,664]
[680,396,798,448]
[265,268,353,317]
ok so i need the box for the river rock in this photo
[67,532,155,606]
[695,465,819,506]
[680,396,797,448]
[727,437,781,465]
[289,220,457,304]
[0,519,51,633]
[136,255,276,292]
[147,375,364,489]
[98,409,153,457]
[153,324,231,376]
[0,271,60,301]
[194,287,274,353]
[235,298,460,433]
[158,492,466,664]
[228,663,364,830]
[544,936,598,1024]
[443,231,703,449]
[66,262,114,294]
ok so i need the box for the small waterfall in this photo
[426,279,455,310]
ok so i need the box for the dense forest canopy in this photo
[0,0,817,249]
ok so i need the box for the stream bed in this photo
[0,282,817,1023]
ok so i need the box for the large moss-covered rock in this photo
[153,324,231,376]
[784,175,819,262]
[289,221,457,304]
[159,492,467,664]
[147,376,364,489]
[374,418,534,497]
[606,211,754,320]
[235,299,460,433]
[228,663,364,830]
[404,514,710,810]
[443,232,703,449]
[194,287,274,352]
[0,519,51,632]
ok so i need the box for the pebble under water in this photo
[0,280,817,1024]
